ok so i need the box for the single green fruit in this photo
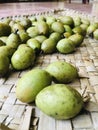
[63,32,72,38]
[27,26,39,38]
[46,16,56,26]
[41,38,57,54]
[11,45,35,70]
[87,24,97,37]
[64,25,73,34]
[80,24,89,32]
[36,15,46,22]
[36,21,49,36]
[56,38,75,54]
[46,61,78,83]
[19,18,32,29]
[72,26,86,36]
[36,84,84,120]
[18,30,30,43]
[69,34,84,47]
[16,68,52,103]
[0,46,16,58]
[6,33,21,49]
[93,29,98,40]
[11,23,24,33]
[49,32,61,43]
[73,17,81,27]
[0,54,10,77]
[58,16,74,27]
[27,38,41,53]
[0,22,11,36]
[81,18,90,26]
[51,21,65,34]
[35,35,47,44]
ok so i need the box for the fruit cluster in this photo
[1,15,97,77]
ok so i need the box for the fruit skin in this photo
[36,84,84,120]
[46,61,78,83]
[68,34,84,47]
[41,38,57,54]
[56,38,75,54]
[0,54,10,77]
[93,29,98,40]
[0,23,11,36]
[11,45,35,70]
[16,68,52,103]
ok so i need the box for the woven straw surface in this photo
[0,9,98,130]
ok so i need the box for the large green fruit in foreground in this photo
[46,61,78,83]
[16,69,52,103]
[36,84,84,120]
[0,54,10,77]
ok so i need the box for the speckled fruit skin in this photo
[36,84,84,120]
[46,61,78,83]
[16,69,52,103]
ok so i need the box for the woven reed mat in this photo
[0,9,98,130]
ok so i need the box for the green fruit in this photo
[80,24,89,32]
[36,84,84,120]
[11,45,35,70]
[19,18,32,29]
[87,24,97,36]
[0,54,10,77]
[35,35,47,44]
[0,22,11,36]
[64,25,73,34]
[73,17,81,27]
[6,33,21,49]
[46,16,56,26]
[0,46,16,58]
[69,34,84,47]
[56,38,75,54]
[72,26,85,36]
[16,68,52,103]
[27,38,41,53]
[93,29,98,40]
[58,16,74,27]
[46,61,78,83]
[27,26,39,38]
[81,18,90,26]
[11,23,24,33]
[0,36,8,44]
[0,40,5,46]
[36,21,49,36]
[51,21,65,34]
[41,38,57,54]
[36,15,46,22]
[49,32,61,43]
[18,30,30,43]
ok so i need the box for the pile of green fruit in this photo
[16,61,84,120]
[0,15,98,77]
[0,14,96,120]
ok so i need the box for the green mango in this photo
[69,34,84,47]
[0,54,10,77]
[0,22,11,36]
[49,32,61,43]
[36,84,84,120]
[0,46,16,58]
[35,35,47,44]
[18,30,30,43]
[19,18,32,29]
[11,45,35,70]
[51,21,65,34]
[6,33,21,49]
[41,38,57,54]
[46,16,56,26]
[36,21,49,36]
[16,68,52,103]
[46,61,78,83]
[58,16,74,27]
[87,24,98,36]
[73,17,81,27]
[72,26,86,36]
[27,38,41,53]
[56,38,75,54]
[27,26,39,38]
[81,18,90,26]
[64,24,73,34]
[93,29,98,40]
